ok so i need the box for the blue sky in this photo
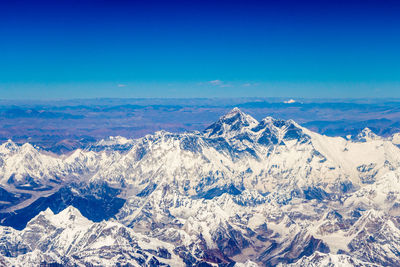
[0,0,399,99]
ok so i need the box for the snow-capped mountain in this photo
[1,108,400,266]
[0,206,182,266]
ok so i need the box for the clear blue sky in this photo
[0,0,399,99]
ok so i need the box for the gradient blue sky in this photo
[1,0,399,99]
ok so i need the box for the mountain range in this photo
[1,108,400,266]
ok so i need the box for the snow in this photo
[282,251,380,267]
[235,260,259,266]
[284,99,296,104]
[391,133,400,145]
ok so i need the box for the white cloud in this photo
[208,80,233,88]
[242,82,259,87]
[284,99,296,104]
[209,80,223,86]
[117,84,127,88]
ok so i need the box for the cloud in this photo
[284,99,296,104]
[242,82,259,87]
[117,84,127,88]
[209,80,223,86]
[208,80,233,87]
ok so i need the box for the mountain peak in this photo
[252,116,309,144]
[91,136,135,151]
[97,136,132,146]
[19,143,40,156]
[218,107,252,122]
[0,139,19,154]
[391,132,400,145]
[44,206,91,228]
[204,107,258,138]
[21,142,35,150]
[355,127,381,142]
[225,107,242,116]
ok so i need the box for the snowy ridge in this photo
[88,136,136,152]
